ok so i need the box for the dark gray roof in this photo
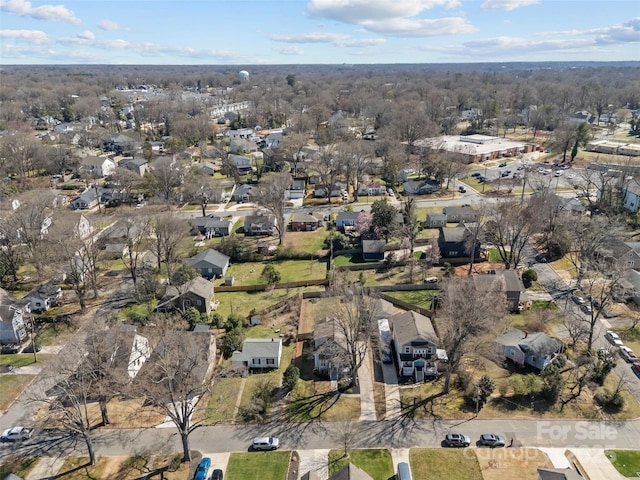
[472,270,524,293]
[362,239,386,254]
[391,310,438,346]
[537,468,583,480]
[440,226,470,243]
[188,248,230,268]
[329,463,373,480]
[163,277,214,302]
[314,317,348,351]
[237,338,282,358]
[495,329,564,357]
[336,212,361,222]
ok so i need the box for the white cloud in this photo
[0,29,49,44]
[269,32,385,47]
[77,30,94,41]
[309,0,460,23]
[274,46,305,55]
[362,17,476,36]
[98,19,127,31]
[481,0,540,11]
[0,0,81,24]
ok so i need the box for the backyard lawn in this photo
[410,448,482,480]
[328,449,394,480]
[223,259,327,286]
[226,451,291,480]
[384,290,435,310]
[214,287,319,319]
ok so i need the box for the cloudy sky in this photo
[1,0,639,64]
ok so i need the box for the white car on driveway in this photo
[604,331,623,347]
[1,426,31,442]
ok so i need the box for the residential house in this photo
[425,213,447,228]
[70,187,112,210]
[119,158,148,176]
[313,318,350,380]
[198,161,218,176]
[328,463,373,480]
[568,111,595,125]
[437,226,481,260]
[229,154,253,174]
[596,237,640,270]
[472,270,525,312]
[230,138,259,154]
[362,239,386,262]
[286,178,307,199]
[187,248,230,279]
[23,284,62,313]
[291,213,321,232]
[102,133,140,156]
[100,219,142,258]
[79,156,116,178]
[357,182,387,197]
[537,468,583,480]
[403,180,440,195]
[623,178,640,212]
[336,212,361,231]
[244,213,276,236]
[74,214,93,239]
[190,215,232,238]
[392,310,440,382]
[100,324,151,381]
[264,132,283,149]
[314,182,345,198]
[231,338,283,370]
[233,184,253,203]
[156,277,215,315]
[494,328,564,371]
[0,289,29,345]
[443,206,479,223]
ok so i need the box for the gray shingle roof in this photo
[188,248,230,269]
[495,329,564,358]
[391,310,438,346]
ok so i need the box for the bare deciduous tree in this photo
[151,213,190,283]
[251,172,291,245]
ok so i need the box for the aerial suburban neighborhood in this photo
[0,61,640,480]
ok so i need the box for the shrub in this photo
[261,264,281,284]
[522,269,538,287]
[222,327,244,358]
[595,389,625,413]
[283,364,300,391]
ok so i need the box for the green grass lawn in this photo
[0,456,39,479]
[226,451,290,480]
[214,287,321,319]
[384,290,434,310]
[328,449,394,480]
[34,320,78,346]
[223,259,327,286]
[410,448,482,480]
[286,381,360,422]
[605,450,640,477]
[0,353,50,367]
[203,376,243,423]
[0,375,35,411]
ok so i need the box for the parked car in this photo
[458,186,466,193]
[1,426,31,442]
[499,162,507,167]
[478,434,506,447]
[0,363,14,373]
[22,344,41,354]
[252,436,279,451]
[571,294,585,305]
[581,304,593,314]
[604,331,624,347]
[619,346,638,363]
[471,172,481,178]
[193,457,211,480]
[444,433,471,447]
[1,344,20,354]
[632,361,640,376]
[210,469,224,480]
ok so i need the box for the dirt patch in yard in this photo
[476,448,553,480]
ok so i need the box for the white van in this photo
[397,462,412,480]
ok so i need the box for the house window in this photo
[266,358,275,365]
[252,358,260,365]
[404,346,411,354]
[448,251,457,257]
[208,268,213,273]
[196,299,202,306]
[531,356,536,363]
[626,260,635,267]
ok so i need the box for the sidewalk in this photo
[357,347,377,421]
[26,457,66,480]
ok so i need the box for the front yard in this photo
[226,451,291,480]
[328,449,394,480]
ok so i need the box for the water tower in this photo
[239,70,249,82]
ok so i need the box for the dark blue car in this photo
[194,457,211,480]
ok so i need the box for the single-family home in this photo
[537,468,583,480]
[198,161,218,176]
[244,214,276,236]
[98,324,151,381]
[102,133,140,156]
[291,213,321,232]
[74,214,93,239]
[119,158,148,176]
[0,289,29,344]
[70,189,100,210]
[443,206,479,223]
[357,182,387,197]
[328,463,373,480]
[438,226,481,260]
[156,277,215,315]
[494,328,564,371]
[392,310,440,382]
[230,138,259,154]
[314,182,345,198]
[79,156,116,178]
[403,180,440,195]
[23,284,62,313]
[231,338,282,370]
[286,178,307,199]
[362,239,386,262]
[229,154,253,174]
[190,215,232,238]
[596,237,640,271]
[313,318,350,380]
[233,184,253,203]
[187,248,230,279]
[425,213,447,228]
[623,179,640,213]
[472,270,525,312]
[336,212,361,231]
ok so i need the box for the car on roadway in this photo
[252,436,280,451]
[499,162,507,167]
[1,426,31,442]
[471,172,481,178]
[619,346,638,363]
[458,186,466,193]
[554,170,563,177]
[444,433,471,447]
[632,361,640,377]
[581,303,593,314]
[571,294,586,305]
[193,457,211,480]
[604,331,624,347]
[1,344,20,354]
[478,434,506,447]
[22,344,41,353]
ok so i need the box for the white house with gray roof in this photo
[232,338,282,370]
[391,310,440,382]
[494,328,564,371]
[187,248,230,279]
